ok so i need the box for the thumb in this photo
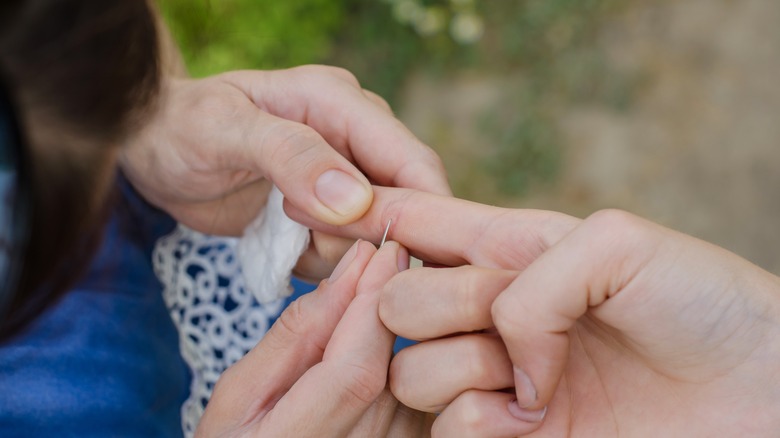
[490,211,659,416]
[197,240,377,435]
[246,110,374,226]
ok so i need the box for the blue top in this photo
[0,177,190,437]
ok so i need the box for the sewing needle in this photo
[380,219,392,247]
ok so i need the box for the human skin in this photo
[120,65,451,280]
[196,240,434,437]
[286,187,780,437]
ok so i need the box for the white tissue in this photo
[237,186,310,303]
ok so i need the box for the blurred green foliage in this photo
[472,0,631,197]
[161,0,633,199]
[158,0,345,77]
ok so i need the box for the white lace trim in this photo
[153,187,310,437]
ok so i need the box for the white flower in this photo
[414,6,447,36]
[450,12,484,44]
[393,0,423,25]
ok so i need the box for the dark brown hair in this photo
[0,0,160,338]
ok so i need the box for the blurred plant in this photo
[382,0,484,44]
[479,93,560,197]
[158,0,345,77]
[472,0,632,197]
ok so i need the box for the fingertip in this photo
[355,241,406,296]
[397,244,410,272]
[373,240,401,267]
[512,366,538,409]
[375,240,408,273]
[313,169,373,225]
[321,239,376,294]
[507,400,547,424]
[327,239,361,284]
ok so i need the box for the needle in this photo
[380,219,392,247]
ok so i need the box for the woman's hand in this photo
[121,66,449,234]
[378,208,780,436]
[120,66,450,279]
[196,240,433,437]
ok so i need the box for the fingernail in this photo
[507,400,547,423]
[329,240,360,283]
[315,169,371,217]
[513,366,538,408]
[397,245,409,272]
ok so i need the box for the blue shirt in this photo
[0,177,189,437]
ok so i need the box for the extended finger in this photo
[286,186,580,269]
[259,242,407,436]
[433,390,545,438]
[390,334,514,413]
[197,240,376,435]
[380,266,517,340]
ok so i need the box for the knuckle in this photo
[456,267,486,323]
[586,208,641,234]
[325,66,361,87]
[455,391,493,433]
[422,144,447,170]
[463,337,493,381]
[274,297,311,339]
[408,144,446,173]
[189,86,240,118]
[393,145,448,190]
[295,65,361,88]
[342,362,386,406]
[584,208,651,249]
[491,294,515,334]
[381,189,419,234]
[262,122,322,169]
[362,89,392,112]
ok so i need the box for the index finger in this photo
[258,242,405,436]
[285,186,580,269]
[227,66,452,197]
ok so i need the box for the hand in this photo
[381,208,780,436]
[196,240,434,437]
[285,189,780,436]
[120,65,450,278]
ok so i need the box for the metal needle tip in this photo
[380,219,392,247]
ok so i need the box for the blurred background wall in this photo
[161,0,780,274]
